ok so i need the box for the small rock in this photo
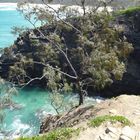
[109,109,117,115]
[119,135,131,140]
[121,126,136,140]
[99,134,106,140]
[108,132,118,139]
[99,134,112,140]
[135,132,140,140]
[105,127,118,134]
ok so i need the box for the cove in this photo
[0,88,98,139]
[0,3,102,139]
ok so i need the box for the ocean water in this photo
[1,88,98,139]
[1,89,55,139]
[0,3,101,139]
[0,4,33,48]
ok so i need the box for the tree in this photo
[7,0,133,106]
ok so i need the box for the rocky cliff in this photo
[99,10,140,97]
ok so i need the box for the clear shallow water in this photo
[0,3,103,139]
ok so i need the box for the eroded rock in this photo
[40,105,94,133]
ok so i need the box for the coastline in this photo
[0,3,63,11]
[0,2,112,13]
[0,3,87,13]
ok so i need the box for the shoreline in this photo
[0,3,112,13]
[0,3,63,11]
[0,3,88,13]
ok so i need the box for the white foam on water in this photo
[9,117,31,139]
[94,96,105,103]
[0,3,62,11]
[0,2,112,13]
[0,3,17,11]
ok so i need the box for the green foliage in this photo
[7,9,134,105]
[30,39,40,46]
[89,115,131,127]
[116,6,140,15]
[44,67,73,114]
[79,12,133,89]
[110,0,140,10]
[11,26,28,35]
[18,128,80,140]
[0,79,18,109]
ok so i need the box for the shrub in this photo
[89,115,131,127]
[18,128,80,140]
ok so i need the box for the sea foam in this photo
[0,3,17,11]
[0,3,62,11]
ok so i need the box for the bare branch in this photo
[33,61,78,79]
[20,61,77,89]
[41,0,82,34]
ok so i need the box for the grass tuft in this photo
[17,128,80,140]
[89,115,131,127]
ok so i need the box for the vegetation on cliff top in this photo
[89,115,131,127]
[116,6,140,15]
[18,128,80,140]
[17,114,131,140]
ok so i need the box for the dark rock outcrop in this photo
[99,10,140,97]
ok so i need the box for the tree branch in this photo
[22,12,78,78]
[41,0,82,34]
[20,61,77,88]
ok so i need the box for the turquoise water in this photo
[1,88,97,139]
[1,89,56,139]
[0,11,32,48]
[0,4,100,139]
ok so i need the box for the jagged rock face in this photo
[39,105,95,134]
[99,11,140,97]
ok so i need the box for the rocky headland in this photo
[101,9,140,97]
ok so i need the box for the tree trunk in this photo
[79,90,84,105]
[77,79,84,105]
[81,0,86,16]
